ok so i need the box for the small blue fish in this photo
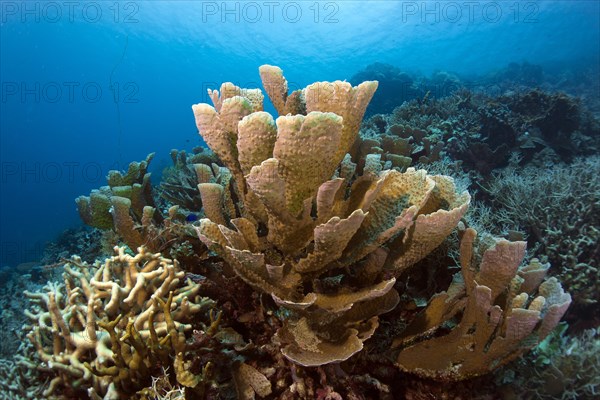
[186,213,199,222]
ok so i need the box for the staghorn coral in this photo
[192,65,477,368]
[141,367,186,400]
[0,271,39,358]
[22,247,213,399]
[0,356,47,400]
[393,227,571,380]
[482,157,600,323]
[496,325,600,399]
[0,272,49,400]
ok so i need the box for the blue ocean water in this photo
[0,0,598,269]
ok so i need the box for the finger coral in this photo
[23,247,211,399]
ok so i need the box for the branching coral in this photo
[0,356,46,400]
[482,157,600,317]
[497,325,600,399]
[23,247,212,399]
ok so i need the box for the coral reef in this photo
[475,61,600,116]
[350,63,422,116]
[75,154,209,264]
[360,86,599,174]
[191,65,569,376]
[0,265,54,359]
[41,226,115,266]
[482,157,600,324]
[350,63,462,117]
[8,64,578,399]
[496,324,600,399]
[488,61,544,88]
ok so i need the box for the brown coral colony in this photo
[191,65,571,372]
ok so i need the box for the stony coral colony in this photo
[5,65,586,400]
